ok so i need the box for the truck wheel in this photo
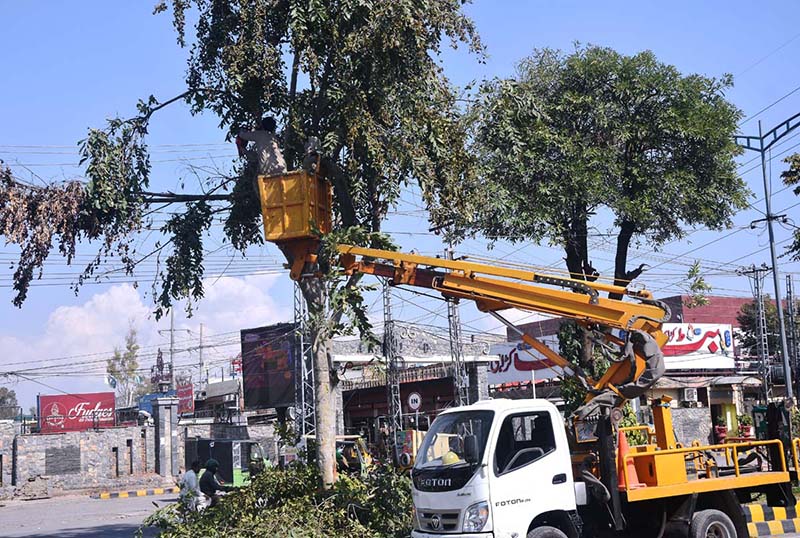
[689,509,736,538]
[527,526,568,538]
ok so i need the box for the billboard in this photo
[487,341,563,385]
[177,383,194,415]
[38,392,116,433]
[241,322,296,409]
[662,323,735,371]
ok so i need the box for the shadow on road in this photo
[10,524,159,538]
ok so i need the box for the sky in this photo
[1,1,800,409]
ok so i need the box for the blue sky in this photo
[1,1,800,408]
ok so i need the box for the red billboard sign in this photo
[177,383,194,415]
[38,392,116,433]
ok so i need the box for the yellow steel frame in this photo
[336,245,669,396]
[622,439,789,502]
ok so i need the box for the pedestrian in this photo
[199,458,233,508]
[179,460,202,511]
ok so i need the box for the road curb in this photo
[91,486,179,500]
[744,503,800,536]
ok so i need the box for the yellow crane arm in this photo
[336,244,670,410]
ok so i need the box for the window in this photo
[127,439,134,474]
[494,411,556,475]
[112,447,120,478]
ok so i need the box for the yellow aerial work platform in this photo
[257,170,332,242]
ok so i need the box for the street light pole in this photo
[735,113,800,401]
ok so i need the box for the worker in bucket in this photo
[237,116,287,197]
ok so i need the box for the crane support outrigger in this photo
[259,170,795,538]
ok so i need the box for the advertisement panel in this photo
[138,390,176,415]
[662,323,735,370]
[177,383,194,415]
[38,392,116,433]
[487,341,563,386]
[241,322,296,409]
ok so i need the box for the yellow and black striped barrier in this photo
[744,503,800,536]
[92,486,179,500]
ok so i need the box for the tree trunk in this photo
[299,276,337,488]
[612,220,645,300]
[562,215,594,367]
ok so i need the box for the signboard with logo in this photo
[407,392,422,411]
[487,341,563,385]
[662,323,735,370]
[241,322,297,409]
[38,392,116,433]
[177,383,194,415]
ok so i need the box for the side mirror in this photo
[464,434,479,464]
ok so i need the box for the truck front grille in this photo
[418,509,460,533]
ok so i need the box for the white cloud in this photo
[0,275,291,410]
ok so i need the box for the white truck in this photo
[410,398,793,538]
[411,399,579,538]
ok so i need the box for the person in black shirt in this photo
[199,459,233,507]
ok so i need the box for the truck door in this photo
[490,410,575,536]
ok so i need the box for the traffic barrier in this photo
[91,486,179,500]
[744,503,800,537]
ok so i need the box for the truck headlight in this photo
[463,501,489,532]
[411,505,420,530]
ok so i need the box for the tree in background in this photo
[736,295,794,359]
[782,154,800,259]
[427,46,748,290]
[107,326,151,407]
[0,1,482,487]
[0,386,19,420]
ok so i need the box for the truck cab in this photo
[411,399,578,538]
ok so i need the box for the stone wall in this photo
[672,406,713,446]
[0,421,15,498]
[13,425,163,492]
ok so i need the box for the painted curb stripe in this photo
[748,517,800,536]
[91,486,179,499]
[744,503,799,522]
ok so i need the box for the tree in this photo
[735,295,800,359]
[782,153,800,259]
[107,326,151,407]
[0,1,481,487]
[0,386,19,420]
[427,46,749,292]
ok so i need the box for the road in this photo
[0,493,174,537]
[3,495,800,538]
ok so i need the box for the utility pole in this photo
[738,264,772,401]
[199,323,204,386]
[787,275,799,398]
[446,246,469,406]
[157,309,190,391]
[735,113,800,401]
[293,283,315,439]
[169,309,175,390]
[383,280,403,464]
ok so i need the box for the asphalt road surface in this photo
[0,493,174,537]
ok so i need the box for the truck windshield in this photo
[415,410,493,469]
